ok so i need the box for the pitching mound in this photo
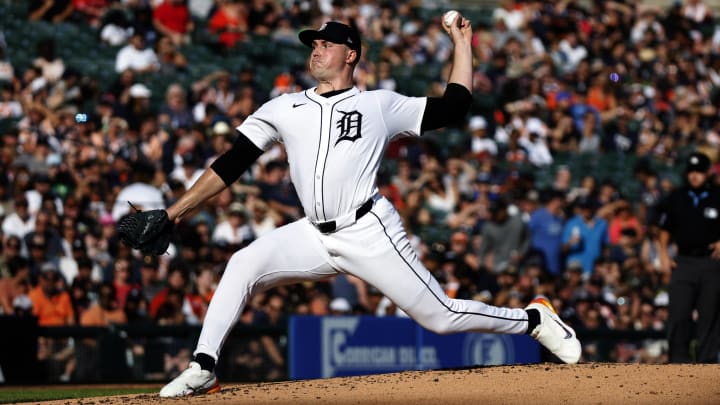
[41,363,720,404]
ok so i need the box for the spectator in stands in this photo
[23,210,63,261]
[0,83,22,120]
[562,195,609,277]
[68,255,96,303]
[158,83,193,130]
[188,266,216,322]
[115,32,160,74]
[75,281,126,381]
[331,273,369,312]
[478,197,529,273]
[251,292,286,380]
[521,131,554,167]
[528,189,566,277]
[607,200,644,246]
[156,35,188,75]
[99,2,133,46]
[112,257,140,309]
[153,0,194,46]
[203,121,233,167]
[0,256,32,315]
[71,0,109,28]
[46,67,83,111]
[31,261,76,381]
[29,262,73,325]
[150,262,200,325]
[116,82,155,131]
[247,198,278,237]
[468,115,497,160]
[137,254,164,303]
[257,160,302,223]
[209,0,248,51]
[33,38,65,84]
[2,197,35,241]
[80,282,127,326]
[0,236,21,278]
[171,151,204,190]
[111,159,165,221]
[212,201,254,246]
[420,172,458,221]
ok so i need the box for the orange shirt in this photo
[80,304,127,326]
[587,87,609,112]
[28,286,74,326]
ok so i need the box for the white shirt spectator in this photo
[684,0,711,23]
[472,137,498,156]
[115,34,160,73]
[101,24,132,46]
[520,135,553,167]
[0,97,21,119]
[212,204,254,245]
[631,18,664,44]
[558,35,587,72]
[492,6,525,31]
[1,212,35,240]
[170,161,205,190]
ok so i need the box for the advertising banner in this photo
[289,316,540,379]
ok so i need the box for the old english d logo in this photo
[335,110,362,146]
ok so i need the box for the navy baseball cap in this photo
[686,152,711,173]
[299,21,362,58]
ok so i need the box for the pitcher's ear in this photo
[346,49,358,65]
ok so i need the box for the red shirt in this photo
[209,8,246,48]
[153,1,191,35]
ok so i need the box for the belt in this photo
[312,197,375,234]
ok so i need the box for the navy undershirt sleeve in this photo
[421,83,472,132]
[210,130,264,186]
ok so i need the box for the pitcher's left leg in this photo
[328,198,580,363]
[331,198,528,335]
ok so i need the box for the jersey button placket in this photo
[313,102,332,221]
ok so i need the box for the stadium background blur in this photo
[0,0,719,383]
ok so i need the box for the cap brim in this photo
[299,29,323,48]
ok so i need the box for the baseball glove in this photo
[117,208,173,255]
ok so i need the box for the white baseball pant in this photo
[195,196,529,359]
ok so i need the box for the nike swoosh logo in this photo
[553,319,573,339]
[293,103,306,108]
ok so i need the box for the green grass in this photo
[0,387,157,404]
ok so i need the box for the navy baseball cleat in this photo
[159,361,220,398]
[526,297,582,364]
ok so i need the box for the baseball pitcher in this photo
[117,13,581,397]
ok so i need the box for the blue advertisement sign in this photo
[289,316,540,379]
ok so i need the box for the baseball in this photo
[443,10,459,28]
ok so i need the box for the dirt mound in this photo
[38,363,720,405]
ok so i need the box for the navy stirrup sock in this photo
[194,353,216,372]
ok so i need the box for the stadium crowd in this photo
[1,0,720,381]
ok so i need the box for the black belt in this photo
[313,198,374,233]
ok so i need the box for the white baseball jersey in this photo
[194,87,530,362]
[239,86,425,222]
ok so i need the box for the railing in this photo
[0,316,671,384]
